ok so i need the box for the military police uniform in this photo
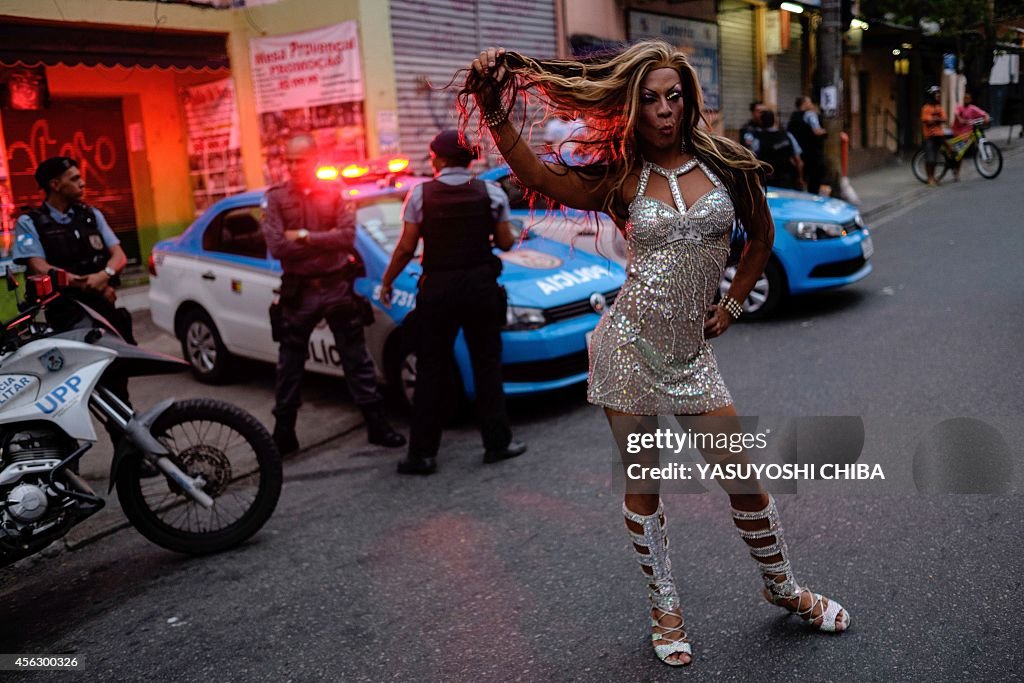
[13,190,134,344]
[261,178,403,453]
[392,130,525,475]
[754,116,802,190]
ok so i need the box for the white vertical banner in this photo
[249,21,367,184]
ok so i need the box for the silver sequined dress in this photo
[587,158,735,415]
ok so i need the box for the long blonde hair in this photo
[458,40,772,242]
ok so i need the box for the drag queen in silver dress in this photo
[462,41,850,667]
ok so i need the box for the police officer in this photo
[13,156,133,344]
[787,96,828,194]
[381,129,526,475]
[753,109,805,190]
[262,134,405,455]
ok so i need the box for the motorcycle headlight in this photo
[785,220,846,240]
[504,305,546,330]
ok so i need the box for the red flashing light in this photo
[387,158,409,173]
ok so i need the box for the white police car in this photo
[148,163,626,408]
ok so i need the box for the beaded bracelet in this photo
[481,105,509,128]
[719,295,743,319]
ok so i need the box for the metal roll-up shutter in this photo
[2,98,142,264]
[718,1,756,132]
[776,22,803,125]
[390,0,556,174]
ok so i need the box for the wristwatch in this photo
[296,228,310,242]
[104,266,117,278]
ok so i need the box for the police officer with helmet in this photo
[381,129,527,475]
[261,134,405,456]
[13,156,133,344]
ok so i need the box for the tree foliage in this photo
[860,0,1024,91]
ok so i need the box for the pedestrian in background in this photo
[739,100,765,150]
[542,114,585,160]
[950,91,991,182]
[261,134,405,456]
[921,85,949,186]
[380,129,526,476]
[754,109,805,190]
[787,96,827,194]
[463,42,849,668]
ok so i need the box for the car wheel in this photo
[719,259,786,320]
[179,308,233,384]
[384,331,466,421]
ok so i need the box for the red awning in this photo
[0,20,230,71]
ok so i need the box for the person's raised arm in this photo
[470,48,614,213]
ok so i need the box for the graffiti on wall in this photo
[1,98,141,264]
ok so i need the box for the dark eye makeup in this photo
[641,87,684,103]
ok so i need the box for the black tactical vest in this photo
[755,129,797,186]
[25,204,110,275]
[787,111,822,158]
[419,179,498,274]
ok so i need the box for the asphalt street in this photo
[1,152,1022,682]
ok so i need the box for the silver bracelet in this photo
[720,295,743,319]
[481,105,509,128]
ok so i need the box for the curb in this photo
[860,140,1022,223]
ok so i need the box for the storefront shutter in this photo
[2,98,141,264]
[390,0,556,173]
[776,22,804,125]
[718,1,756,133]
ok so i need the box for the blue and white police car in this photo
[148,161,625,408]
[481,167,873,319]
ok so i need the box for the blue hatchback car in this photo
[480,167,874,318]
[148,173,626,407]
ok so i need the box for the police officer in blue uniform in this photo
[261,134,404,455]
[381,130,526,475]
[13,156,133,343]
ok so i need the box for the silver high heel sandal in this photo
[731,494,851,632]
[623,501,693,665]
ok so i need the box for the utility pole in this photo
[819,0,844,190]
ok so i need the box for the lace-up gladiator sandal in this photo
[623,501,693,666]
[731,494,851,632]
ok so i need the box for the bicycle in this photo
[912,119,1003,183]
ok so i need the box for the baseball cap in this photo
[429,129,476,163]
[34,156,78,189]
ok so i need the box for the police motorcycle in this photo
[0,269,282,566]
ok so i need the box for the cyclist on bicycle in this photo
[921,86,948,186]
[951,91,991,182]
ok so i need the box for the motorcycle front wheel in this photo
[117,399,282,555]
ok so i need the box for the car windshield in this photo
[357,196,405,251]
[357,190,525,250]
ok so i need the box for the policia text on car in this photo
[381,130,527,475]
[261,134,405,455]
